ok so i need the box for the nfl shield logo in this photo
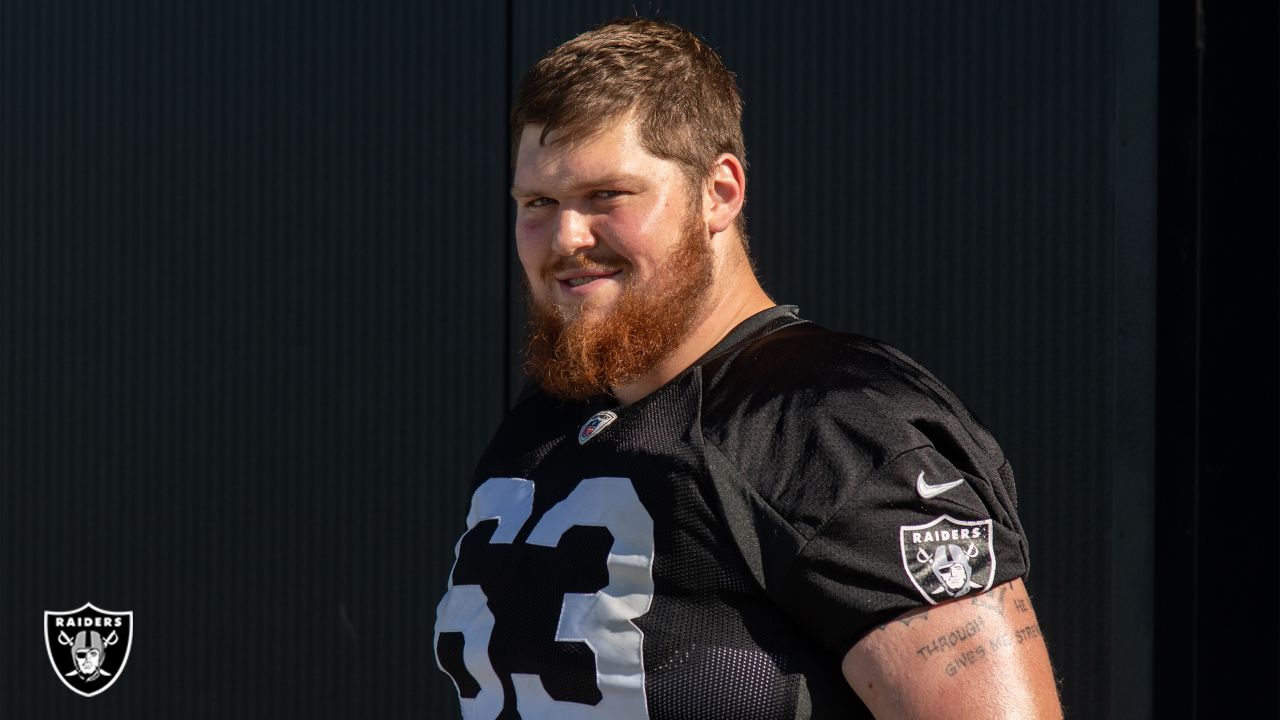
[578,410,619,445]
[899,515,996,604]
[45,602,133,697]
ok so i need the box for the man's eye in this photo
[594,190,624,200]
[526,197,554,208]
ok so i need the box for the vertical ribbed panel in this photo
[510,3,1149,718]
[2,1,506,717]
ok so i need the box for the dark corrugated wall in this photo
[2,1,508,717]
[2,1,1154,717]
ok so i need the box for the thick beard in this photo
[524,212,715,401]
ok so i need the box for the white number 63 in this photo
[435,476,655,719]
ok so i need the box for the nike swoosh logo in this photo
[916,471,965,499]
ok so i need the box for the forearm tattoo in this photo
[872,582,1045,679]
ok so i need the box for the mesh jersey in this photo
[435,305,1030,719]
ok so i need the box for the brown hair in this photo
[511,17,747,234]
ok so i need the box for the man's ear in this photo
[704,153,745,234]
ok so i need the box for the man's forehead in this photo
[511,118,662,196]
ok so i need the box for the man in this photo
[435,17,1061,719]
[67,631,110,682]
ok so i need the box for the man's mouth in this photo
[556,269,623,288]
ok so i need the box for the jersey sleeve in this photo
[770,443,1029,654]
[698,325,1031,655]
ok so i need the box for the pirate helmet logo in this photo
[45,602,133,697]
[928,543,985,594]
[899,515,995,604]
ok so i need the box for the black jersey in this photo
[434,305,1029,719]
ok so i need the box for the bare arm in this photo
[842,578,1062,719]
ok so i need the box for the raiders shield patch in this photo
[899,515,995,604]
[45,602,133,697]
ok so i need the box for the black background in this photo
[2,1,1274,717]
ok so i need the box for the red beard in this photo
[524,211,715,401]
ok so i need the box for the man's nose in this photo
[550,208,595,256]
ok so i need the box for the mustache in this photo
[541,253,630,280]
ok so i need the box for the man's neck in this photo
[611,259,773,406]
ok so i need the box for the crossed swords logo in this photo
[916,541,981,565]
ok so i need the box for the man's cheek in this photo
[514,237,547,277]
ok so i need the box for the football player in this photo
[435,17,1062,719]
